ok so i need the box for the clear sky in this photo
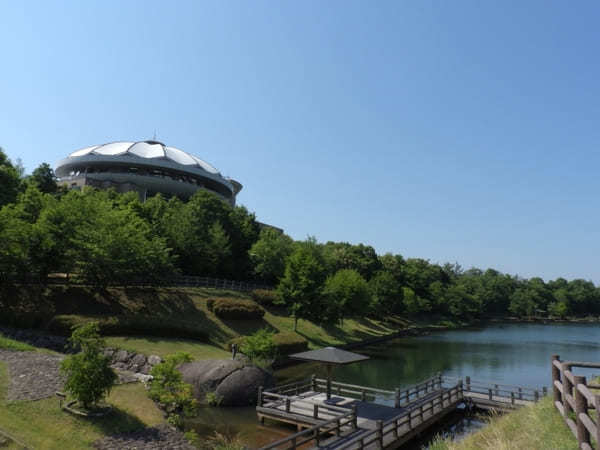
[1,1,599,282]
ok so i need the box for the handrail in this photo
[259,408,357,450]
[552,355,600,449]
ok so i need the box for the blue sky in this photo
[1,1,599,282]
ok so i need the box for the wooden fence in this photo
[552,355,600,450]
[15,274,273,291]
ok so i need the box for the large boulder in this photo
[178,358,273,406]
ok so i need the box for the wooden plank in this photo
[555,400,565,416]
[579,413,598,439]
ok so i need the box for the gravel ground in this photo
[93,425,195,450]
[0,349,65,402]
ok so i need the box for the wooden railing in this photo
[552,355,600,450]
[313,374,443,408]
[331,382,464,449]
[260,408,358,450]
[258,388,352,421]
[444,376,545,404]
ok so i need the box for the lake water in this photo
[190,322,600,448]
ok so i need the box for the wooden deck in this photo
[258,375,545,449]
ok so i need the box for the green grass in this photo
[429,396,578,450]
[0,334,36,352]
[0,362,164,449]
[105,336,230,360]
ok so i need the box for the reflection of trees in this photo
[277,324,600,391]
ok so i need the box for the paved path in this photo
[0,349,64,402]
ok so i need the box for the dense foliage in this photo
[60,322,117,408]
[148,352,197,427]
[3,147,600,327]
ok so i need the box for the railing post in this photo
[488,388,493,400]
[466,376,471,392]
[258,386,263,407]
[458,379,463,400]
[285,398,291,412]
[574,375,591,447]
[510,391,515,405]
[494,384,499,396]
[543,386,548,397]
[352,404,358,429]
[313,404,318,419]
[361,389,366,402]
[377,420,383,448]
[595,394,600,445]
[394,388,400,408]
[336,418,341,436]
[518,387,523,400]
[534,390,539,402]
[311,374,317,392]
[562,363,573,416]
[551,356,561,404]
[437,372,442,390]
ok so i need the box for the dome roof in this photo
[68,141,220,175]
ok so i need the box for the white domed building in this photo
[55,141,242,205]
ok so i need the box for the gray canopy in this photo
[289,346,370,365]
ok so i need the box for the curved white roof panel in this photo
[66,141,221,175]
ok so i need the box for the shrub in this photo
[239,329,277,364]
[205,391,223,406]
[250,289,281,306]
[60,322,117,409]
[272,331,308,354]
[47,314,208,341]
[212,298,265,320]
[149,352,198,428]
[229,331,307,357]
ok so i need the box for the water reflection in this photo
[193,323,600,448]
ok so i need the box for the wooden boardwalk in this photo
[257,375,545,449]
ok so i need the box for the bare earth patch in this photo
[92,424,194,450]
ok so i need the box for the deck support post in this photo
[352,404,358,429]
[311,374,316,392]
[494,384,499,396]
[285,398,291,413]
[534,390,539,402]
[394,388,400,408]
[510,391,515,405]
[488,388,493,400]
[313,404,318,419]
[466,376,471,392]
[574,375,591,447]
[377,420,383,448]
[258,386,263,407]
[542,386,547,397]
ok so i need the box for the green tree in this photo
[0,147,22,207]
[249,228,294,284]
[240,328,277,364]
[323,269,370,323]
[28,163,58,194]
[60,322,116,409]
[149,352,197,427]
[368,270,403,315]
[278,238,326,331]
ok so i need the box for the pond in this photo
[189,322,600,448]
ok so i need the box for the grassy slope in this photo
[0,362,163,449]
[0,334,37,352]
[3,285,450,360]
[430,396,578,450]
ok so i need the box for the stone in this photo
[114,350,130,363]
[178,359,273,406]
[215,365,274,406]
[131,353,147,367]
[139,363,153,375]
[148,355,162,366]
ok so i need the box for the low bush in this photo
[250,289,281,306]
[212,298,264,320]
[47,314,208,341]
[272,331,308,355]
[228,331,307,357]
[149,352,197,428]
[60,322,117,409]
